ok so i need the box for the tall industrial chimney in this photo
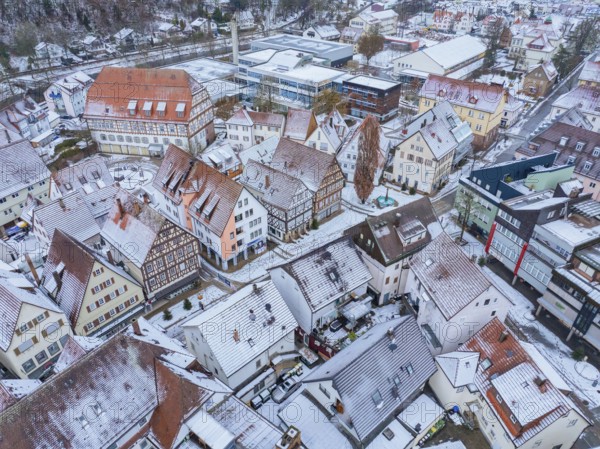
[231,14,239,65]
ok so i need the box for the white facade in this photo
[44,72,93,118]
[405,275,511,355]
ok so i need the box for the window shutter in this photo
[44,311,49,318]
[124,284,128,292]
[32,336,39,344]
[111,277,115,284]
[104,294,110,302]
[15,328,21,337]
[41,329,47,338]
[32,317,38,325]
[58,319,64,326]
[14,347,20,356]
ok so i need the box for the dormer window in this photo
[176,103,186,118]
[584,161,592,171]
[593,147,600,157]
[127,100,137,115]
[157,101,166,117]
[567,156,576,165]
[576,141,586,151]
[480,358,492,370]
[143,101,152,117]
[559,136,569,146]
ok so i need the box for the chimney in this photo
[107,250,114,264]
[498,330,508,342]
[132,201,141,217]
[233,328,240,342]
[253,283,259,294]
[265,175,270,189]
[329,117,333,127]
[58,198,66,211]
[231,15,239,65]
[276,426,302,449]
[52,270,63,293]
[143,193,150,204]
[25,253,40,286]
[116,198,125,220]
[131,318,142,336]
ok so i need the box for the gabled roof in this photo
[420,75,505,114]
[241,159,310,210]
[303,316,436,443]
[101,189,168,267]
[155,145,244,237]
[462,319,589,446]
[341,26,364,42]
[0,269,64,351]
[552,86,600,115]
[527,60,557,80]
[42,230,141,326]
[345,197,441,266]
[435,351,479,387]
[274,237,372,311]
[410,232,495,319]
[308,24,341,39]
[579,54,600,84]
[53,155,113,196]
[283,108,318,141]
[271,138,339,192]
[417,35,486,71]
[32,190,101,243]
[0,134,50,198]
[0,333,213,449]
[84,67,210,122]
[183,281,297,377]
[238,136,279,165]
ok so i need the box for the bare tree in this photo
[354,115,380,203]
[312,89,346,115]
[454,186,483,242]
[357,27,385,69]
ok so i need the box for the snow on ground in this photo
[483,267,600,408]
[109,164,155,190]
[228,207,366,283]
[342,183,420,213]
[353,48,408,68]
[149,285,227,330]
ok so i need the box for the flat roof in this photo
[251,34,353,61]
[345,75,400,90]
[166,58,238,83]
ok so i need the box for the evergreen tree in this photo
[183,298,192,311]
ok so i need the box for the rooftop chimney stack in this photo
[133,201,141,217]
[116,198,125,220]
[231,15,239,65]
[131,319,142,336]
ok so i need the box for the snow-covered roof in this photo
[346,75,399,91]
[183,281,297,377]
[271,138,338,193]
[397,394,444,434]
[303,316,436,443]
[101,188,168,267]
[42,229,141,328]
[53,155,113,196]
[33,190,101,243]
[410,232,497,320]
[308,24,341,39]
[420,35,486,70]
[241,159,311,210]
[435,351,479,387]
[463,319,589,446]
[283,108,317,141]
[114,28,134,40]
[420,75,505,114]
[552,86,600,115]
[519,341,571,392]
[0,332,216,449]
[275,237,372,311]
[579,55,600,84]
[0,134,49,198]
[238,136,279,165]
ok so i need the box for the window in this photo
[98,315,106,323]
[393,375,401,387]
[35,350,48,364]
[45,322,60,336]
[47,342,60,356]
[484,299,490,306]
[98,297,105,305]
[481,358,492,370]
[584,161,593,171]
[406,363,414,375]
[22,359,35,373]
[593,147,600,157]
[89,303,97,311]
[371,389,383,407]
[496,394,503,403]
[230,232,234,240]
[17,339,34,354]
[567,419,578,428]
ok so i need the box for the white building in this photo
[0,268,72,379]
[429,319,590,449]
[305,109,349,155]
[270,236,372,333]
[344,197,442,305]
[350,9,399,35]
[406,232,512,355]
[0,96,51,141]
[44,71,93,118]
[392,35,486,81]
[183,281,298,390]
[337,119,391,185]
[303,24,341,41]
[225,109,285,150]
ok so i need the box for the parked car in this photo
[250,388,272,409]
[272,379,301,404]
